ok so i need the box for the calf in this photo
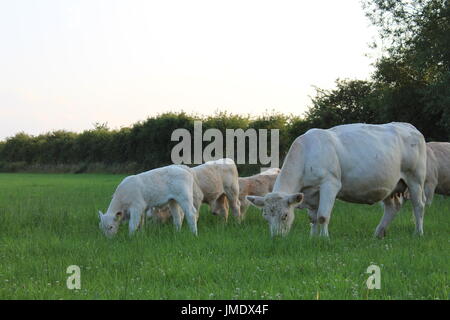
[147,159,240,223]
[191,158,241,221]
[98,165,201,237]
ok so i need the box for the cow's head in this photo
[98,210,123,237]
[246,192,303,237]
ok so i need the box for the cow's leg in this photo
[307,209,319,236]
[220,199,229,223]
[424,182,436,206]
[147,207,160,223]
[169,200,183,231]
[406,180,426,236]
[128,205,144,235]
[145,207,153,220]
[184,205,198,236]
[239,197,249,220]
[317,180,341,237]
[375,195,402,238]
[139,210,146,229]
[177,198,198,236]
[224,184,241,221]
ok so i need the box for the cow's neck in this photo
[273,144,303,194]
[106,195,124,215]
[273,167,302,194]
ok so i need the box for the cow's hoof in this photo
[374,229,386,239]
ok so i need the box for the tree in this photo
[305,79,379,128]
[305,0,450,140]
[364,0,450,140]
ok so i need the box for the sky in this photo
[0,0,379,140]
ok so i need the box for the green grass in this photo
[0,173,448,300]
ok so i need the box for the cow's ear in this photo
[286,193,304,206]
[114,211,123,221]
[98,210,103,220]
[246,196,265,208]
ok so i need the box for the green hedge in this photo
[0,112,309,175]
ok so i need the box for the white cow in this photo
[191,158,241,221]
[247,122,427,238]
[98,165,201,237]
[403,142,450,203]
[147,159,241,223]
[146,165,204,224]
[428,142,450,197]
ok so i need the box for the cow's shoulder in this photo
[295,127,334,145]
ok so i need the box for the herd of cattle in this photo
[98,122,450,239]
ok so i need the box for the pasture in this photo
[0,173,448,299]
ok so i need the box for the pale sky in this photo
[0,0,378,140]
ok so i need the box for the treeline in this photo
[0,103,447,175]
[0,0,448,174]
[0,112,307,175]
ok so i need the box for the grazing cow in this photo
[98,165,201,237]
[147,159,241,223]
[191,158,241,221]
[146,165,204,224]
[403,142,450,203]
[214,168,280,219]
[247,122,427,238]
[428,142,450,197]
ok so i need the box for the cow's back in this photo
[191,160,238,202]
[330,122,424,171]
[136,165,195,205]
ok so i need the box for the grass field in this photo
[0,173,448,300]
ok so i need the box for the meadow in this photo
[0,173,448,300]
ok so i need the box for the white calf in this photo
[191,158,241,221]
[98,165,200,237]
